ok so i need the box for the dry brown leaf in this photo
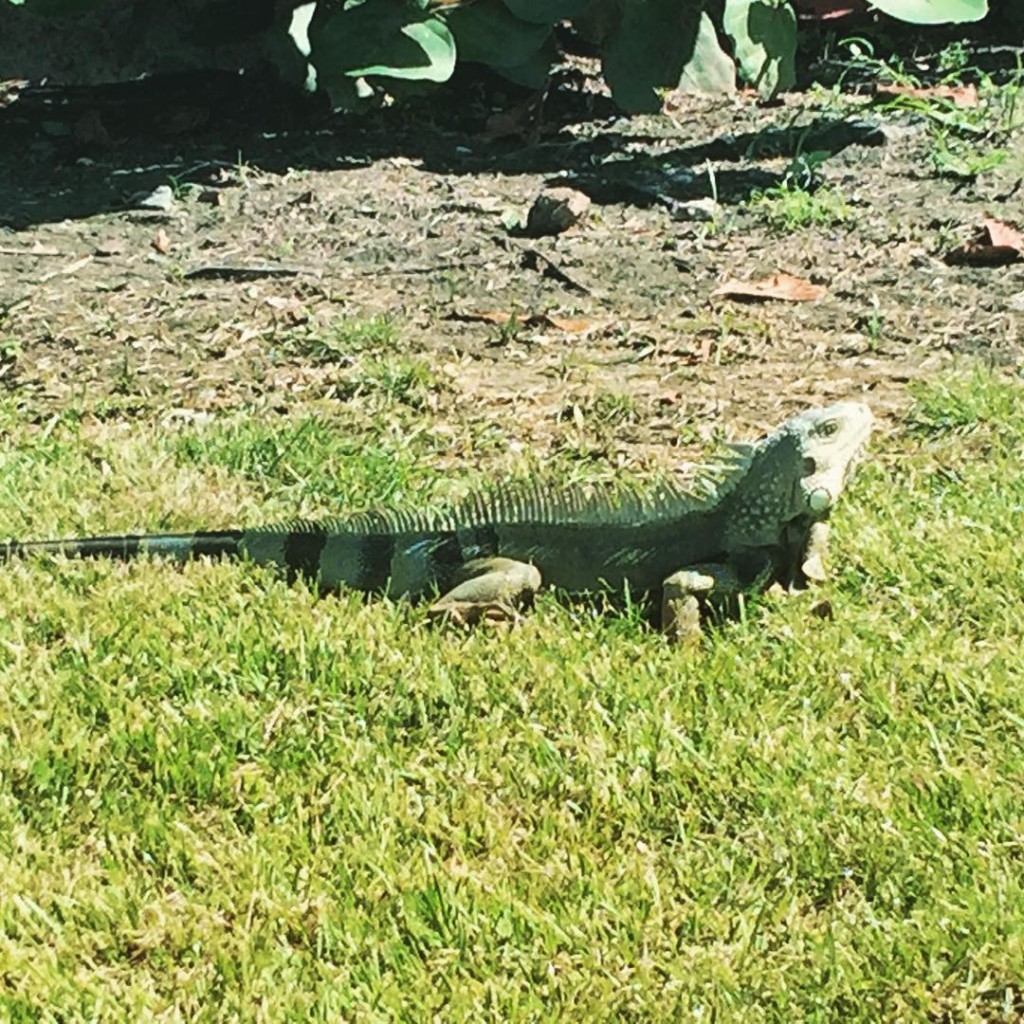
[944,217,1024,266]
[711,272,826,303]
[795,1,865,20]
[264,296,304,312]
[152,229,172,255]
[875,82,979,109]
[545,315,593,333]
[983,217,1024,252]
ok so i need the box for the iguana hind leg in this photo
[428,557,542,628]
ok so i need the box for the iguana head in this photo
[784,402,874,517]
[724,402,874,548]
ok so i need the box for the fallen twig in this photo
[39,255,93,282]
[0,246,62,257]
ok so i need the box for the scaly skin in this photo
[0,403,873,639]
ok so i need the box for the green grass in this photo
[843,42,1024,183]
[2,374,1024,1020]
[283,314,401,364]
[748,181,849,234]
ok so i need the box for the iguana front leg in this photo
[780,519,832,591]
[798,520,830,584]
[427,557,542,627]
[661,563,746,645]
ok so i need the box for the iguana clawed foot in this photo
[427,599,525,628]
[663,518,837,644]
[427,557,541,629]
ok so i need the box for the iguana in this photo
[0,402,872,641]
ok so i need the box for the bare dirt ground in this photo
[1,66,1022,463]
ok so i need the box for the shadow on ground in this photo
[0,69,889,229]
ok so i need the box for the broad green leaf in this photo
[676,11,736,95]
[489,37,558,88]
[502,0,588,23]
[572,0,619,46]
[309,0,456,107]
[287,0,315,57]
[723,0,795,99]
[350,20,456,80]
[445,0,552,69]
[601,0,702,113]
[869,0,986,23]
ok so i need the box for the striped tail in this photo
[0,530,244,564]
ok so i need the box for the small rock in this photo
[523,187,591,237]
[670,198,718,222]
[134,185,175,211]
[94,239,126,257]
[877,118,926,144]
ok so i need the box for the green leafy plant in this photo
[307,0,456,109]
[8,0,994,112]
[442,0,571,89]
[747,135,848,231]
[300,0,992,111]
[165,173,194,201]
[0,337,23,369]
[749,179,849,232]
[302,0,791,111]
[930,130,1009,179]
[285,314,399,364]
[723,0,797,99]
[869,0,986,23]
[835,33,1021,183]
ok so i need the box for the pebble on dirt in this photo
[133,184,175,211]
[523,187,591,238]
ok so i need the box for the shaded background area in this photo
[0,1,1021,450]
